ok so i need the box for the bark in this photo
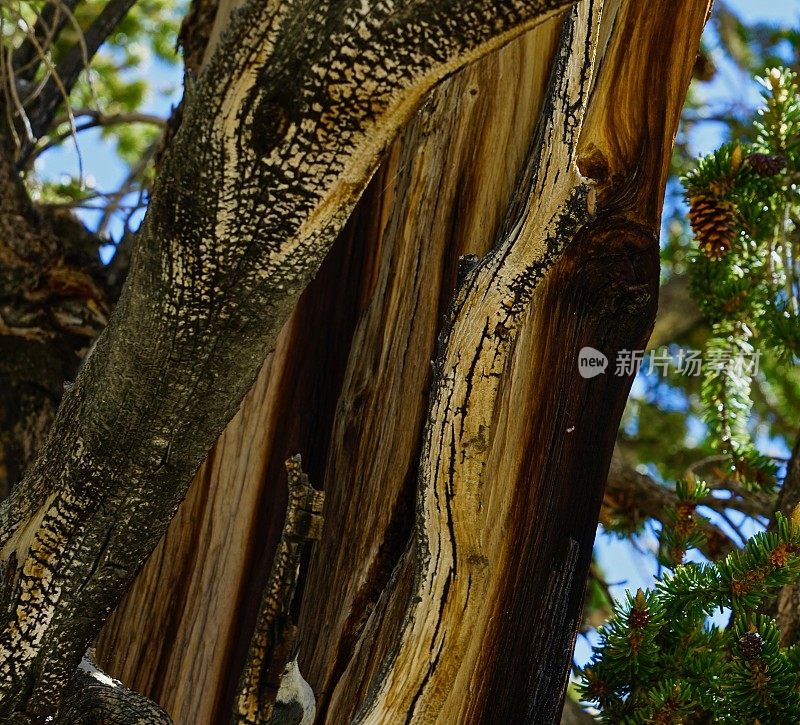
[95,1,710,723]
[233,456,324,725]
[98,18,565,723]
[54,656,171,725]
[0,151,109,498]
[0,0,581,718]
[605,448,750,560]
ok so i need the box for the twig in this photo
[21,0,139,156]
[27,111,165,166]
[4,3,84,177]
[12,0,81,82]
[96,136,159,238]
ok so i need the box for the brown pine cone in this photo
[688,193,737,260]
[738,630,764,660]
[747,152,787,177]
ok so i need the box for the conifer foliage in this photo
[580,505,800,723]
[579,68,800,723]
[685,69,800,489]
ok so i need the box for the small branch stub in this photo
[233,456,324,725]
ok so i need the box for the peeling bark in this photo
[233,456,323,725]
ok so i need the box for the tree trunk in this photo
[94,1,710,723]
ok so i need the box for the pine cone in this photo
[738,630,764,660]
[688,194,737,260]
[747,153,786,177]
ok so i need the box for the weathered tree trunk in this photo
[1,0,588,718]
[92,1,710,723]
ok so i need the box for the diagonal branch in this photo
[604,448,759,560]
[25,110,165,167]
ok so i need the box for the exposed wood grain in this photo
[324,1,710,721]
[97,18,564,722]
[96,202,378,723]
[95,1,710,722]
[0,1,582,716]
[335,5,605,720]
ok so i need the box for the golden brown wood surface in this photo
[97,18,561,721]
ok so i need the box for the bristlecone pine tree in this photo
[0,0,713,722]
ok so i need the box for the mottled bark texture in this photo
[0,0,581,718]
[53,656,171,725]
[90,2,707,722]
[98,20,565,722]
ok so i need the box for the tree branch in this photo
[21,0,139,156]
[12,0,82,83]
[604,447,761,560]
[26,110,165,167]
[347,4,604,720]
[55,655,171,724]
[324,0,711,718]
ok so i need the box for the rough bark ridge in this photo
[53,656,171,724]
[319,0,711,720]
[233,455,324,724]
[0,0,580,717]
